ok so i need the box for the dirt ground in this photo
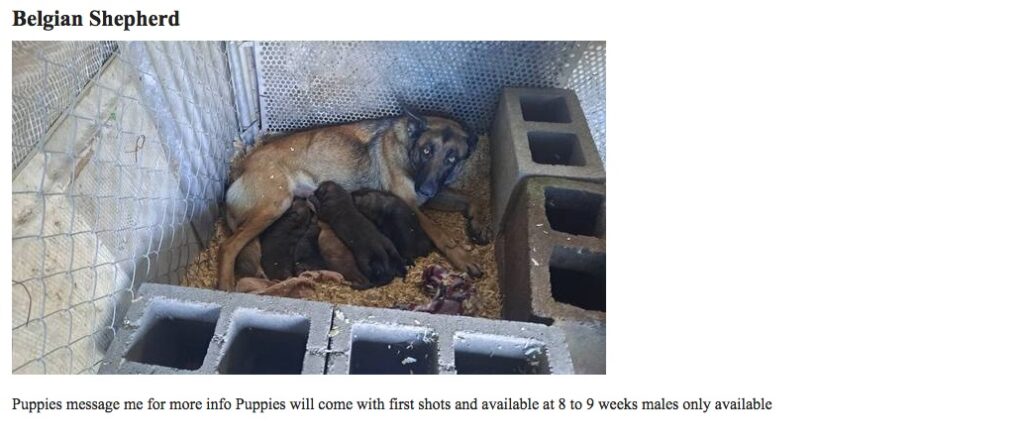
[181,136,502,319]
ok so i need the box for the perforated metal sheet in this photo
[255,41,606,161]
[12,41,118,171]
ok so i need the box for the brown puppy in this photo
[259,199,317,281]
[314,181,405,286]
[218,114,485,291]
[316,222,369,288]
[292,216,325,275]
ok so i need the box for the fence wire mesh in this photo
[13,42,119,173]
[255,41,606,161]
[11,41,239,374]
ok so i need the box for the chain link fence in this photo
[11,41,239,374]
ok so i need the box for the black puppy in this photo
[259,198,318,281]
[352,189,433,264]
[313,181,406,286]
[293,216,326,275]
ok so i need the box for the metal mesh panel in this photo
[12,42,118,172]
[566,43,606,162]
[255,41,606,161]
[11,41,239,374]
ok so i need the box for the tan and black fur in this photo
[218,113,488,291]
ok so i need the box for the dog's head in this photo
[278,198,315,230]
[405,113,477,203]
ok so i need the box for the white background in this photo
[3,0,1023,440]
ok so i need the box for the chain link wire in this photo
[11,42,239,374]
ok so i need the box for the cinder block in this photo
[491,87,605,232]
[497,177,606,324]
[327,305,574,374]
[554,319,606,375]
[99,283,333,374]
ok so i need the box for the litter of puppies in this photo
[180,211,501,319]
[181,134,501,318]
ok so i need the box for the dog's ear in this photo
[404,109,427,139]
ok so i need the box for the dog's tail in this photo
[228,138,250,184]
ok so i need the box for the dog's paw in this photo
[464,261,483,278]
[467,218,493,245]
[217,275,236,292]
[445,247,483,278]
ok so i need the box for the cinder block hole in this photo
[124,299,220,370]
[544,187,605,237]
[349,323,439,374]
[549,246,606,311]
[218,309,310,374]
[528,132,585,166]
[519,94,571,123]
[454,333,550,374]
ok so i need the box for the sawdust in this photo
[181,136,502,319]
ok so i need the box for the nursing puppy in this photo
[258,199,317,281]
[314,181,405,286]
[352,189,433,264]
[218,113,487,291]
[315,221,370,288]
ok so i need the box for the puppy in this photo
[316,221,370,288]
[259,198,316,281]
[352,189,433,264]
[293,218,326,275]
[313,181,405,286]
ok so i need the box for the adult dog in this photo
[218,113,489,291]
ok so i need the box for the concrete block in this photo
[490,87,605,232]
[497,177,606,324]
[554,319,606,375]
[99,283,572,375]
[99,283,333,374]
[327,305,573,374]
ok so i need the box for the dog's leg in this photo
[413,208,483,277]
[234,239,266,279]
[218,206,290,291]
[218,176,293,291]
[390,172,482,277]
[423,189,492,245]
[254,275,316,299]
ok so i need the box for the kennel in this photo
[11,41,605,374]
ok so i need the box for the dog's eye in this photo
[447,156,456,164]
[422,145,432,156]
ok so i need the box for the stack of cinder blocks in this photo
[100,284,572,374]
[490,88,606,374]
